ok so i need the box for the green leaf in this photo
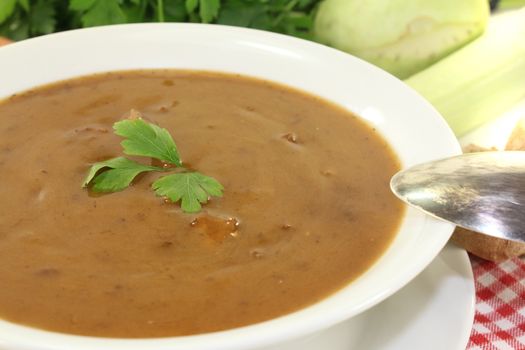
[153,172,223,213]
[0,9,29,40]
[82,115,224,214]
[80,0,126,27]
[30,0,56,35]
[298,0,317,8]
[113,118,182,166]
[83,157,162,192]
[217,1,266,27]
[199,0,219,23]
[0,0,17,25]
[185,0,198,13]
[121,3,145,23]
[164,0,187,22]
[69,0,96,11]
[17,0,29,12]
[157,0,165,21]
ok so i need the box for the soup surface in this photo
[0,70,403,337]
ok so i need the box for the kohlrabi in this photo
[314,0,490,79]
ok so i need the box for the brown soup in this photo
[0,70,404,337]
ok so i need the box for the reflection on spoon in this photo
[391,151,525,242]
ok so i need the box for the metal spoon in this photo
[390,151,525,243]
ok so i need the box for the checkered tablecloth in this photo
[467,256,525,349]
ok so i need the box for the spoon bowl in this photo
[391,151,525,242]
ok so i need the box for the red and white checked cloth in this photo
[467,256,525,350]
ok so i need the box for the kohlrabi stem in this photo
[405,9,525,136]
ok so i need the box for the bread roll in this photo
[506,116,525,150]
[451,116,525,261]
[452,227,525,261]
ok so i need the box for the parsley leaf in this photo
[164,0,187,22]
[185,0,198,13]
[17,0,29,12]
[199,0,220,23]
[75,0,126,27]
[69,0,96,11]
[0,0,17,25]
[83,157,162,192]
[30,0,56,35]
[152,172,224,213]
[2,1,322,41]
[83,115,224,213]
[113,118,182,167]
[185,0,220,23]
[216,1,266,27]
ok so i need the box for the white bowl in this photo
[0,24,460,350]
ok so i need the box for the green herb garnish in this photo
[83,156,163,192]
[152,172,224,213]
[83,116,224,213]
[0,1,319,41]
[114,118,182,166]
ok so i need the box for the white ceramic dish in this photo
[0,24,461,350]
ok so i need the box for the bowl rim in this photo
[0,23,461,350]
